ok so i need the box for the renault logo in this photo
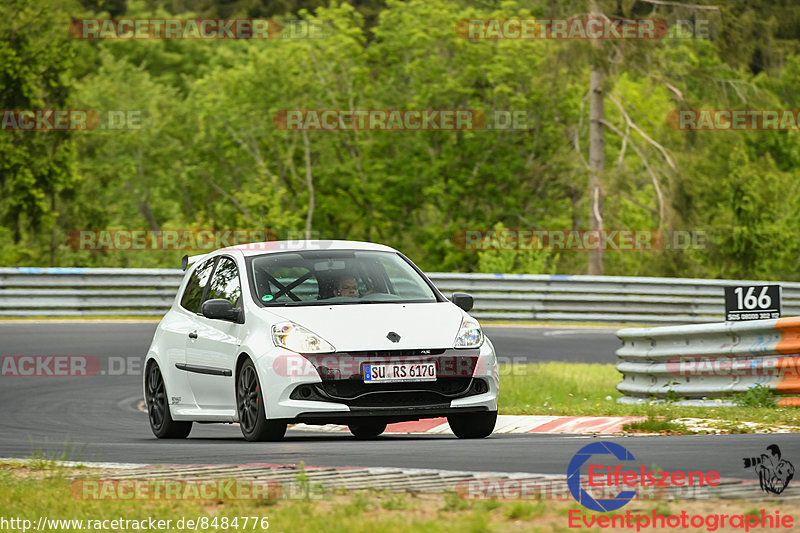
[386,331,401,343]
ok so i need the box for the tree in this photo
[0,0,80,265]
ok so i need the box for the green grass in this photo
[732,383,779,408]
[23,437,87,470]
[2,465,792,532]
[0,468,590,532]
[503,501,546,520]
[621,415,689,434]
[498,362,800,428]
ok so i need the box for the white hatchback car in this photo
[143,240,498,441]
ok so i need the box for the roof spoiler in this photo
[181,253,208,271]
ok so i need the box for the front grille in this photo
[344,391,450,408]
[291,377,488,408]
[320,377,472,399]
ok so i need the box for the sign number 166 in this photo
[733,286,771,310]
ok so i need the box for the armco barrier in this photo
[428,273,800,323]
[0,268,181,316]
[616,317,800,407]
[1,268,800,323]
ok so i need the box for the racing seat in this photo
[317,276,335,300]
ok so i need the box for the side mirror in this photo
[200,299,242,323]
[450,292,474,312]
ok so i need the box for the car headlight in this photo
[272,322,335,354]
[454,318,483,349]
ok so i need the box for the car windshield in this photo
[247,250,439,306]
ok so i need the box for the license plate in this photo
[363,362,437,383]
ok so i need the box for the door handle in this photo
[188,331,198,339]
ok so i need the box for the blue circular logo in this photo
[567,441,638,512]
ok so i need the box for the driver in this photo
[334,274,360,298]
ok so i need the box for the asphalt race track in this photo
[483,325,622,364]
[0,321,797,479]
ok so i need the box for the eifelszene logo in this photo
[567,441,721,512]
[567,441,637,512]
[743,444,795,495]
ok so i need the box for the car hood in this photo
[260,301,464,351]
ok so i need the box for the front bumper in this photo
[259,341,499,421]
[292,406,491,425]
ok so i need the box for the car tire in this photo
[237,358,286,442]
[447,411,497,439]
[145,362,192,439]
[348,422,387,439]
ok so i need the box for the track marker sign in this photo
[724,285,781,321]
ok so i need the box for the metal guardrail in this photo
[1,268,800,324]
[0,268,181,316]
[616,317,800,407]
[431,273,800,324]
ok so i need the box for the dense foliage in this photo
[1,0,799,278]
